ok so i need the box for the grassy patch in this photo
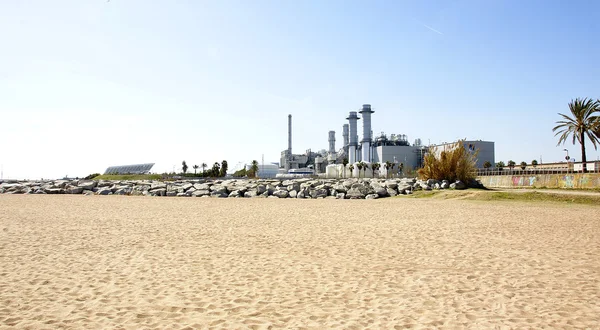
[404,189,600,205]
[91,174,164,181]
[408,190,443,198]
[470,191,600,205]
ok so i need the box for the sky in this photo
[1,0,600,179]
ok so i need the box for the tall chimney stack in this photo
[328,131,336,154]
[359,104,374,163]
[288,114,292,156]
[347,111,360,163]
[342,124,349,149]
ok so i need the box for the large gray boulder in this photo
[272,190,289,198]
[149,188,166,196]
[194,183,210,190]
[192,189,210,197]
[332,184,347,193]
[66,186,84,194]
[309,188,328,199]
[256,184,267,195]
[371,183,388,197]
[346,187,366,199]
[289,190,297,198]
[244,190,258,198]
[450,180,467,190]
[44,188,63,194]
[365,194,379,200]
[96,188,112,195]
[77,180,97,190]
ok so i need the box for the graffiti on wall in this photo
[479,174,600,189]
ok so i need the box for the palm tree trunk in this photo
[581,132,587,173]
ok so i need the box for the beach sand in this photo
[0,195,599,329]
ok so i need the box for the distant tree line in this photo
[180,160,228,178]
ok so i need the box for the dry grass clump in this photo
[418,140,478,183]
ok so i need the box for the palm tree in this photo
[508,160,516,173]
[384,161,392,178]
[356,162,363,178]
[372,163,380,177]
[553,98,600,172]
[342,158,349,178]
[531,160,538,168]
[496,161,505,171]
[348,164,354,178]
[201,163,207,176]
[182,160,188,174]
[398,163,404,176]
[520,161,527,171]
[362,162,369,178]
[251,160,259,178]
[193,164,199,175]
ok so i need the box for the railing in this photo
[475,162,600,176]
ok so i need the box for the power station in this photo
[279,104,495,178]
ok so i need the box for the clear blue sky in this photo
[1,0,599,179]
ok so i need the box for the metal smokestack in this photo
[342,124,349,149]
[359,104,374,163]
[347,111,360,163]
[328,131,336,154]
[288,114,292,155]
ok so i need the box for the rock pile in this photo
[0,177,478,199]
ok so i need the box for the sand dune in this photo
[1,195,599,329]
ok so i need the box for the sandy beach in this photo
[1,195,599,329]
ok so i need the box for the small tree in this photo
[201,163,207,176]
[182,161,188,174]
[398,163,404,176]
[483,161,492,169]
[220,160,228,177]
[348,164,354,178]
[372,163,380,177]
[193,164,199,175]
[356,162,363,178]
[520,161,527,171]
[384,161,392,178]
[508,160,516,172]
[211,162,220,177]
[496,161,505,171]
[531,159,538,168]
[251,160,259,178]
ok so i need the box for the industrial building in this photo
[278,104,495,178]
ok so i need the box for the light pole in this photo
[563,149,569,173]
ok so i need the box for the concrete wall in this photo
[478,173,600,189]
[374,145,420,169]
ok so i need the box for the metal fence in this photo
[475,162,600,176]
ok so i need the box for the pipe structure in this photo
[359,104,374,162]
[328,131,336,154]
[346,111,360,163]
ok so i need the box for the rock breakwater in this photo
[0,178,473,199]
